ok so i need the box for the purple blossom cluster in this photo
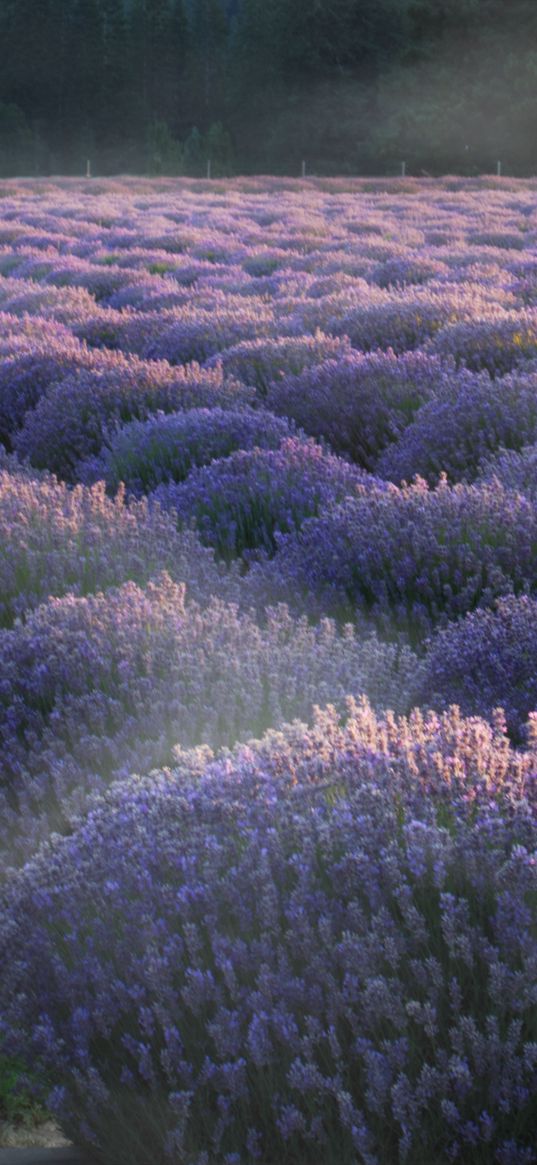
[429,310,537,375]
[80,407,298,495]
[2,699,537,1164]
[13,358,252,479]
[0,457,239,626]
[378,366,537,484]
[478,442,537,500]
[419,595,537,742]
[250,477,537,638]
[208,331,351,395]
[0,576,417,865]
[153,437,380,560]
[3,176,537,1159]
[266,348,444,467]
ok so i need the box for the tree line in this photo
[0,0,536,177]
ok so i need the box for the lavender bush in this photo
[251,477,537,638]
[0,459,239,626]
[266,349,444,468]
[378,367,537,484]
[1,699,536,1164]
[79,407,298,495]
[14,359,253,479]
[419,595,537,742]
[478,442,537,501]
[0,334,135,443]
[429,311,537,375]
[0,577,417,865]
[153,437,380,560]
[209,331,351,396]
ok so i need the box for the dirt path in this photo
[0,1123,71,1151]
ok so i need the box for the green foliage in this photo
[0,1052,46,1125]
[147,120,184,175]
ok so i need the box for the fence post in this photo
[401,160,406,177]
[497,160,502,176]
[301,159,306,178]
[86,159,91,178]
[207,158,212,179]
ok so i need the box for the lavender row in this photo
[1,697,536,1163]
[0,458,240,627]
[0,574,418,867]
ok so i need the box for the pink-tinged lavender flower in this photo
[330,284,499,353]
[0,459,239,627]
[0,579,417,864]
[142,299,277,365]
[79,408,299,495]
[152,437,381,560]
[0,275,98,324]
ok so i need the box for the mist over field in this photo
[0,0,536,176]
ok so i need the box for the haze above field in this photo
[0,0,536,177]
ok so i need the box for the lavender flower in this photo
[79,408,298,495]
[153,437,380,560]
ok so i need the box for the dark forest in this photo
[0,0,536,176]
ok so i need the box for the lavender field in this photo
[2,175,537,1164]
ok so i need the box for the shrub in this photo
[0,577,417,865]
[14,360,253,480]
[0,461,238,627]
[377,367,537,485]
[266,349,443,468]
[250,477,537,639]
[153,437,379,560]
[419,595,537,742]
[330,286,487,353]
[0,334,128,443]
[428,311,537,375]
[209,332,351,396]
[2,700,537,1165]
[143,300,275,364]
[478,443,537,501]
[0,277,97,324]
[80,407,297,495]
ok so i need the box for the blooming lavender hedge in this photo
[14,359,253,479]
[419,595,537,742]
[0,576,417,865]
[2,699,537,1164]
[209,331,351,396]
[0,460,239,626]
[0,333,148,446]
[478,442,537,500]
[428,311,537,375]
[377,367,537,484]
[266,349,444,468]
[251,477,537,638]
[80,407,298,495]
[153,437,380,560]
